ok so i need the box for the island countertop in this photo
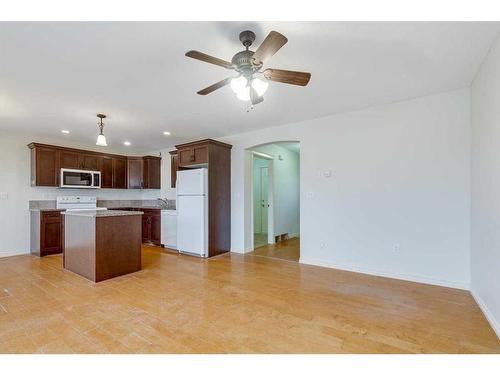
[63,209,142,282]
[61,210,144,218]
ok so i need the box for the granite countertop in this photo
[62,210,144,218]
[29,208,65,212]
[30,199,176,211]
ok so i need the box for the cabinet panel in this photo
[141,210,161,245]
[178,148,193,166]
[193,146,208,164]
[60,150,82,169]
[112,157,127,189]
[101,156,113,188]
[142,214,151,243]
[82,154,100,170]
[170,153,178,188]
[143,156,161,189]
[128,157,143,189]
[40,212,62,256]
[151,214,161,246]
[33,147,59,187]
[178,146,208,167]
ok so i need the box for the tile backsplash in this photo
[29,199,176,210]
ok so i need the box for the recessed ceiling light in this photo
[123,141,131,146]
[61,130,70,134]
[163,131,171,136]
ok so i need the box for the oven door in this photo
[60,169,97,188]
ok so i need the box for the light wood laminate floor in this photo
[0,246,498,353]
[251,237,300,262]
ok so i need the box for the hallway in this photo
[250,237,300,262]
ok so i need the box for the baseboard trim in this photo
[471,289,500,340]
[0,250,29,258]
[299,257,470,290]
[231,247,253,254]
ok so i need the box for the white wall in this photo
[0,132,163,257]
[221,88,471,289]
[252,143,300,238]
[471,34,500,337]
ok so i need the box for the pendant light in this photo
[96,114,107,146]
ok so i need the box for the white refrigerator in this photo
[176,168,208,257]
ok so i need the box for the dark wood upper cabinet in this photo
[60,150,100,171]
[101,156,113,188]
[112,157,127,189]
[127,157,143,189]
[82,154,100,170]
[28,143,159,190]
[169,150,178,188]
[127,156,161,189]
[143,156,161,189]
[59,150,81,169]
[178,144,208,167]
[29,145,59,187]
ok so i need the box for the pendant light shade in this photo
[96,114,107,146]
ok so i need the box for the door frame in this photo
[250,151,275,250]
[258,165,269,234]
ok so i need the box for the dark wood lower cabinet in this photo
[32,208,162,258]
[108,208,161,246]
[31,210,63,257]
[141,209,161,246]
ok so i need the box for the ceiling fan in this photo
[185,30,311,106]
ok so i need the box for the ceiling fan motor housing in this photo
[231,50,257,74]
[239,30,256,47]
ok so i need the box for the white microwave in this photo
[60,168,101,189]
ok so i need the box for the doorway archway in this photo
[246,141,300,261]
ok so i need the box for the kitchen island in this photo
[62,210,143,282]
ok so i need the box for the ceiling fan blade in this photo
[263,68,311,86]
[252,31,288,65]
[185,50,233,69]
[250,86,264,105]
[197,77,232,95]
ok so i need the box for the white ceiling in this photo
[0,22,498,152]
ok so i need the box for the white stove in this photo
[56,196,107,211]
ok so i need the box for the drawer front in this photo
[41,211,62,219]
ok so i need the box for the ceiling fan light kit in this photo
[186,30,311,106]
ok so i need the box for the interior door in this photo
[260,167,269,234]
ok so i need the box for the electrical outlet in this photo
[393,243,401,252]
[0,192,8,200]
[320,242,327,249]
